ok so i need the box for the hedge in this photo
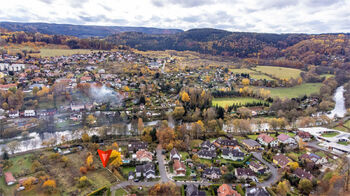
[87,186,109,196]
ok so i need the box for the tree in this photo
[80,166,87,174]
[242,78,250,86]
[86,114,96,127]
[276,180,290,196]
[237,107,252,119]
[181,91,190,103]
[173,106,185,120]
[7,140,19,154]
[149,182,177,196]
[138,118,144,135]
[78,176,90,187]
[42,179,56,194]
[86,154,93,169]
[82,133,90,142]
[2,150,9,160]
[288,161,299,170]
[109,150,122,168]
[298,178,313,194]
[112,142,119,150]
[192,154,199,163]
[157,127,176,149]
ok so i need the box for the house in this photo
[197,149,217,159]
[4,172,16,185]
[24,110,36,117]
[257,134,278,147]
[128,171,135,180]
[221,148,244,161]
[241,139,261,151]
[300,153,327,165]
[201,140,217,151]
[173,160,186,176]
[273,154,291,168]
[249,161,266,174]
[293,168,313,180]
[296,131,312,142]
[277,134,295,144]
[70,103,85,111]
[135,163,155,179]
[170,148,181,161]
[245,187,270,196]
[0,83,17,91]
[203,167,221,179]
[9,110,19,118]
[186,184,206,196]
[217,184,240,196]
[136,150,153,162]
[128,141,148,153]
[235,168,256,180]
[214,139,240,149]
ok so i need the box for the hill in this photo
[0,22,183,38]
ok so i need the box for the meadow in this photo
[253,66,302,80]
[212,97,266,107]
[265,83,322,99]
[230,68,274,80]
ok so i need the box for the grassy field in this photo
[320,74,335,79]
[115,188,128,196]
[6,154,33,176]
[265,83,322,98]
[321,132,340,137]
[230,68,274,80]
[253,66,302,79]
[212,97,266,107]
[344,120,350,128]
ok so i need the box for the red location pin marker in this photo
[98,149,112,168]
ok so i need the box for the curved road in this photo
[111,149,280,191]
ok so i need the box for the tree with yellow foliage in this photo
[242,78,250,86]
[86,153,93,169]
[288,161,299,170]
[22,177,36,190]
[86,114,96,127]
[112,142,119,150]
[124,86,130,91]
[109,150,123,168]
[82,133,90,142]
[181,91,190,102]
[42,179,56,194]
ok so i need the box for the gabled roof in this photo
[203,167,221,176]
[4,172,16,184]
[273,154,291,167]
[217,184,240,196]
[173,160,186,171]
[294,168,313,180]
[277,134,290,141]
[258,134,275,143]
[197,149,217,158]
[222,148,244,157]
[236,168,255,177]
[242,139,261,147]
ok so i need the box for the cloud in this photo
[0,0,349,33]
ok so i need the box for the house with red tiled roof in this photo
[217,184,241,196]
[136,150,153,162]
[4,172,16,185]
[296,131,312,142]
[173,160,186,176]
[277,134,296,145]
[257,134,278,147]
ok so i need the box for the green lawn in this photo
[320,74,335,79]
[321,132,340,138]
[199,158,213,165]
[230,68,274,80]
[315,151,326,157]
[120,166,136,177]
[6,154,33,176]
[180,152,190,160]
[264,83,322,98]
[337,141,350,146]
[212,97,266,107]
[253,66,302,80]
[344,120,350,128]
[247,135,258,140]
[115,188,128,196]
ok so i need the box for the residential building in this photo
[249,162,266,174]
[173,160,186,176]
[197,149,217,159]
[257,134,278,147]
[135,163,155,179]
[217,184,240,196]
[245,187,270,196]
[9,110,19,118]
[296,131,312,142]
[241,139,261,151]
[203,167,221,179]
[128,141,148,153]
[170,148,181,161]
[214,138,240,149]
[293,168,313,180]
[136,150,153,162]
[277,134,296,144]
[221,148,244,161]
[235,168,256,180]
[273,154,291,168]
[24,110,36,117]
[4,172,16,185]
[201,140,217,151]
[186,184,206,196]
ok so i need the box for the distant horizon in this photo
[1,21,349,35]
[1,0,350,34]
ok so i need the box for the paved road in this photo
[156,145,170,183]
[252,152,279,187]
[111,148,280,191]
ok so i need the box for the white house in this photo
[24,110,36,117]
[9,110,19,118]
[221,148,244,161]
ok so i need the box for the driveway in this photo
[252,152,279,187]
[157,144,170,183]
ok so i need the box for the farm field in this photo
[40,48,102,57]
[212,97,266,107]
[230,68,274,80]
[263,83,322,99]
[253,66,302,80]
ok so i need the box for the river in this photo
[327,86,347,118]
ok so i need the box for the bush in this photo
[236,184,244,196]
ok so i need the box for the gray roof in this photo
[245,188,270,196]
[222,148,244,157]
[242,139,261,147]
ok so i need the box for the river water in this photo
[327,86,347,118]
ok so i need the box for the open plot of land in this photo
[230,68,274,80]
[264,83,322,99]
[253,66,302,80]
[40,48,103,57]
[212,97,266,107]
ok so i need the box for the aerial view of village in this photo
[0,0,350,196]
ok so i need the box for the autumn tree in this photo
[181,91,190,103]
[86,153,93,169]
[82,133,90,142]
[242,78,250,86]
[109,150,123,168]
[80,166,87,174]
[173,106,185,120]
[298,178,313,195]
[138,118,144,135]
[86,114,96,127]
[149,182,177,196]
[42,179,56,194]
[156,127,176,149]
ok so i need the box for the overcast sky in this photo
[0,0,349,34]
